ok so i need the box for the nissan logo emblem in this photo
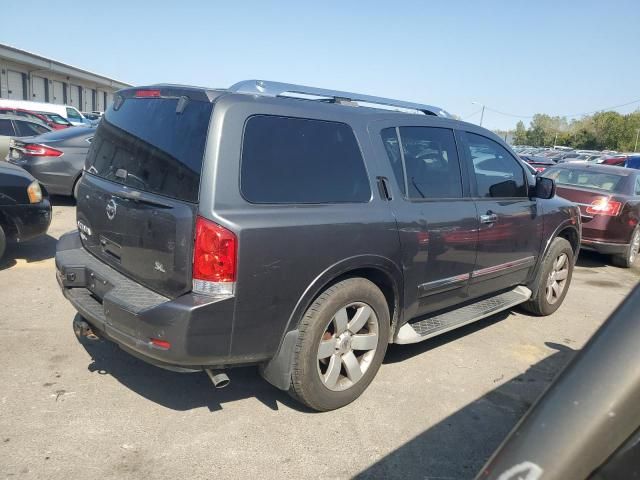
[106,199,117,220]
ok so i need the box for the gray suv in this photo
[56,80,581,411]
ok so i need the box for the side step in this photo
[395,286,532,344]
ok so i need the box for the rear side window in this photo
[15,121,48,136]
[241,115,371,204]
[381,126,463,199]
[85,97,213,202]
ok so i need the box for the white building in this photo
[0,43,131,113]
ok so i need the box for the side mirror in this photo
[534,176,555,199]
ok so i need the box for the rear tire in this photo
[289,278,390,411]
[612,227,640,268]
[0,225,6,261]
[522,237,574,316]
[73,177,81,200]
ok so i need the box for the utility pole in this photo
[635,129,640,152]
[472,102,486,127]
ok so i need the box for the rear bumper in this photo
[581,238,628,255]
[55,231,242,371]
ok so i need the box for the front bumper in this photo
[56,231,237,371]
[581,238,628,255]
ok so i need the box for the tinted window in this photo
[380,128,405,195]
[543,167,625,193]
[0,119,14,136]
[241,116,370,204]
[399,127,462,199]
[15,121,48,136]
[66,108,82,120]
[40,113,70,125]
[85,97,213,202]
[635,177,640,195]
[464,132,527,198]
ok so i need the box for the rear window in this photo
[241,115,371,204]
[85,97,213,202]
[543,167,625,192]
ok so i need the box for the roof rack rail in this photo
[228,80,451,117]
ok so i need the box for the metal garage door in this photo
[51,80,64,104]
[32,76,47,101]
[7,71,25,99]
[69,84,81,108]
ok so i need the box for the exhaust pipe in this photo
[205,369,230,389]
[73,318,100,341]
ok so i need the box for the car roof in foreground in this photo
[550,162,635,176]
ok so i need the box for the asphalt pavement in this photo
[0,197,638,480]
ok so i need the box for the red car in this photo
[542,163,640,267]
[0,108,72,130]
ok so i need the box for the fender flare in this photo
[527,220,580,297]
[260,254,403,391]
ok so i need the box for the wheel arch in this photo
[528,221,580,297]
[260,255,403,391]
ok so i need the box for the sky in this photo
[4,0,640,130]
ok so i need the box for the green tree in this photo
[514,121,527,145]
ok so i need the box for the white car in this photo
[0,99,89,126]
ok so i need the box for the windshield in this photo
[85,97,213,202]
[38,112,71,125]
[543,167,625,192]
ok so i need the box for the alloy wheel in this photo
[546,253,569,305]
[316,302,379,392]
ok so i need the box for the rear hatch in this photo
[77,86,215,298]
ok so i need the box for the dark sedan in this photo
[0,162,51,260]
[7,126,95,198]
[542,163,640,267]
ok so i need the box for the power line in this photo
[463,108,483,120]
[480,98,640,120]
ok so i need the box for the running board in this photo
[395,286,532,344]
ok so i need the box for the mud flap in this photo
[259,329,299,391]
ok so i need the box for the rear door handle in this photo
[480,213,498,224]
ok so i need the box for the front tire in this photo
[289,278,390,411]
[612,227,640,268]
[522,237,574,316]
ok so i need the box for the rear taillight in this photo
[24,144,63,157]
[586,198,622,216]
[135,89,161,98]
[535,167,546,172]
[192,216,237,296]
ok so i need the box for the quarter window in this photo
[241,115,371,204]
[464,132,527,198]
[380,128,405,195]
[0,119,14,136]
